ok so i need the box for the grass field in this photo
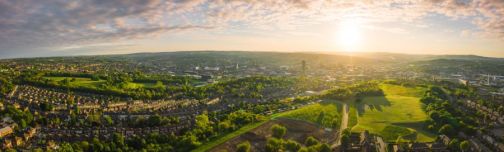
[44,76,105,88]
[276,101,343,129]
[43,76,156,89]
[348,104,358,128]
[351,84,436,142]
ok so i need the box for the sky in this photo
[0,0,504,59]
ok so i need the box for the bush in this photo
[236,141,251,152]
[283,140,301,152]
[319,144,331,152]
[305,136,319,147]
[265,138,283,152]
[439,124,455,136]
[271,124,287,139]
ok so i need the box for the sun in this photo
[336,19,363,52]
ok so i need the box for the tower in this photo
[301,60,306,75]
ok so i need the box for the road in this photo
[8,85,18,98]
[333,103,349,148]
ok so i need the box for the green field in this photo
[43,76,156,89]
[348,104,358,128]
[276,101,343,129]
[351,84,436,142]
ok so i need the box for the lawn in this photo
[276,101,343,129]
[351,84,436,142]
[43,76,156,89]
[43,76,105,88]
[348,104,358,128]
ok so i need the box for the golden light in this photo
[336,19,363,52]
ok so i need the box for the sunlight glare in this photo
[336,19,363,52]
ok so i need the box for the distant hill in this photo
[2,51,503,75]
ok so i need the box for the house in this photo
[410,143,429,152]
[438,135,450,145]
[2,139,12,149]
[14,136,23,147]
[346,130,377,152]
[430,142,448,152]
[0,126,14,138]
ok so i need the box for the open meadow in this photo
[351,84,436,142]
[43,76,157,89]
[276,101,343,129]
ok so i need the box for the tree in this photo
[80,141,90,151]
[104,115,114,126]
[448,139,460,151]
[236,141,251,152]
[265,138,283,152]
[112,133,125,147]
[316,111,325,124]
[271,124,287,139]
[284,140,301,152]
[305,136,319,147]
[319,143,331,152]
[58,142,74,152]
[439,124,455,136]
[148,115,162,126]
[195,113,210,129]
[460,140,470,152]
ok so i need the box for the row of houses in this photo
[39,123,191,142]
[343,131,452,152]
[1,127,37,149]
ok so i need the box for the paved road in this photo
[333,103,349,147]
[8,85,18,98]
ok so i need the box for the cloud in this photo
[0,0,503,58]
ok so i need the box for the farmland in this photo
[351,84,436,142]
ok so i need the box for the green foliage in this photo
[266,138,283,152]
[277,102,342,129]
[304,136,319,147]
[448,139,460,151]
[236,141,251,152]
[271,124,287,139]
[284,140,301,152]
[460,140,470,151]
[1,105,34,130]
[439,124,455,136]
[0,77,13,95]
[319,143,331,152]
[380,125,416,141]
[352,84,435,142]
[321,82,384,100]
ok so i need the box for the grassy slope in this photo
[276,101,343,129]
[44,76,155,89]
[351,84,436,142]
[348,104,358,128]
[44,76,105,88]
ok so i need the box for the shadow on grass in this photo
[391,121,436,141]
[355,96,391,116]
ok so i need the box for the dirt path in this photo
[333,103,348,147]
